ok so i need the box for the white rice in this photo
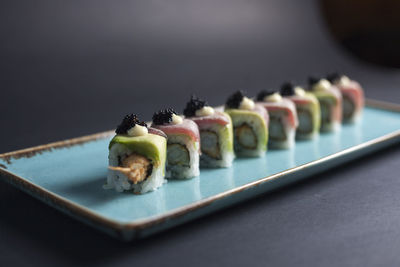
[296,131,319,140]
[344,113,362,124]
[166,135,200,179]
[200,150,235,168]
[321,121,341,133]
[104,143,165,194]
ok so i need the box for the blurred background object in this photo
[320,0,400,68]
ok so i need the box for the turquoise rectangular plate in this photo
[1,99,399,241]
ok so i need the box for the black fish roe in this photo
[308,76,320,87]
[256,90,277,101]
[152,108,177,125]
[225,90,245,109]
[183,95,208,117]
[326,72,342,83]
[115,114,147,135]
[280,82,295,96]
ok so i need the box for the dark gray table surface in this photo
[1,0,400,266]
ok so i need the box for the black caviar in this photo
[183,95,207,117]
[326,72,342,83]
[225,90,245,109]
[256,90,277,101]
[280,82,295,96]
[152,108,177,125]
[308,76,321,88]
[115,114,147,135]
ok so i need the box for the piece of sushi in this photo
[256,90,298,149]
[280,82,321,140]
[308,77,342,132]
[104,114,167,194]
[151,108,200,179]
[183,96,234,168]
[224,91,269,157]
[327,73,364,123]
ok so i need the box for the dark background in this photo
[1,0,400,266]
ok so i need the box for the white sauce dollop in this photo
[338,75,351,86]
[264,92,282,102]
[171,113,183,125]
[294,87,306,97]
[127,124,148,137]
[195,106,215,117]
[313,79,331,91]
[239,96,255,110]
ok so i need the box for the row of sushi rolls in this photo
[104,73,365,194]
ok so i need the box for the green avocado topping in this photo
[219,112,234,153]
[109,134,166,168]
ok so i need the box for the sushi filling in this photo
[297,108,313,134]
[200,130,221,159]
[269,114,287,141]
[234,123,257,150]
[343,95,355,120]
[319,100,333,125]
[167,143,190,167]
[109,153,153,184]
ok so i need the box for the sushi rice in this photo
[105,143,166,194]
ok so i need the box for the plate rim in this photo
[0,98,399,236]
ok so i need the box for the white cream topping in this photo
[127,124,148,137]
[195,106,215,117]
[264,92,282,102]
[171,113,183,125]
[338,75,351,86]
[294,87,306,97]
[313,79,331,91]
[239,96,255,110]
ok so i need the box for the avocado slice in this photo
[109,133,167,168]
[312,91,338,105]
[218,111,235,153]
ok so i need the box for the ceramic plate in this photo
[1,99,399,241]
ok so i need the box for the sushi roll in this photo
[256,90,298,149]
[308,77,342,132]
[327,73,364,123]
[183,95,234,168]
[151,108,200,179]
[224,91,269,157]
[105,114,167,194]
[280,82,321,140]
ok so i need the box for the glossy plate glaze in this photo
[0,99,400,241]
